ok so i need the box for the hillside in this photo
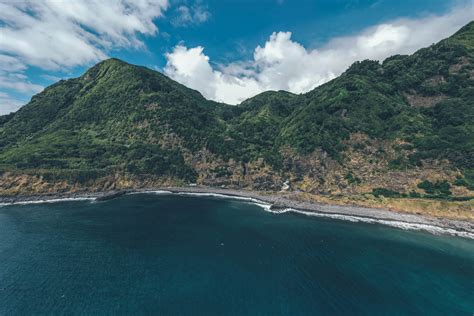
[0,59,225,183]
[1,22,473,216]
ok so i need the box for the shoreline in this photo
[1,186,473,239]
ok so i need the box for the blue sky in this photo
[0,0,472,114]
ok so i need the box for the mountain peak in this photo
[98,57,129,67]
[81,57,133,82]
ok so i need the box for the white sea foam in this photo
[175,192,248,199]
[136,191,274,211]
[0,197,95,207]
[129,190,173,195]
[261,206,474,239]
[174,192,273,210]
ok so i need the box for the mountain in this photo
[1,58,225,183]
[1,22,473,206]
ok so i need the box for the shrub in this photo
[345,172,361,185]
[417,180,452,195]
[409,191,421,198]
[417,180,435,194]
[372,188,401,198]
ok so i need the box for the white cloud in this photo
[0,0,169,113]
[0,92,25,115]
[0,54,43,99]
[0,0,169,70]
[172,2,211,27]
[0,55,27,72]
[164,46,261,104]
[0,73,43,94]
[164,6,473,104]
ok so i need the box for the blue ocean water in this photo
[0,193,473,315]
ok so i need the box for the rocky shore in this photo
[1,186,473,238]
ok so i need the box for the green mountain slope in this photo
[1,58,226,181]
[1,22,473,200]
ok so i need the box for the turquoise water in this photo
[0,193,473,315]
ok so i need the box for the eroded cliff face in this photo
[184,133,469,197]
[188,149,283,191]
[0,172,181,196]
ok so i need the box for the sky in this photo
[0,0,473,115]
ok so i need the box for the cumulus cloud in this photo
[165,46,262,104]
[0,0,169,114]
[164,6,473,104]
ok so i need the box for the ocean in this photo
[0,193,473,315]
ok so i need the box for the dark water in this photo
[0,194,473,315]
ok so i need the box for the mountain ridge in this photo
[1,22,473,218]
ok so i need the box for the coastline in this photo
[1,186,473,239]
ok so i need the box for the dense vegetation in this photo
[1,22,473,193]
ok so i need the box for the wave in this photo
[0,197,95,207]
[182,193,273,210]
[133,190,274,211]
[263,207,474,239]
[129,190,173,195]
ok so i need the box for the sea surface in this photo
[0,193,473,315]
